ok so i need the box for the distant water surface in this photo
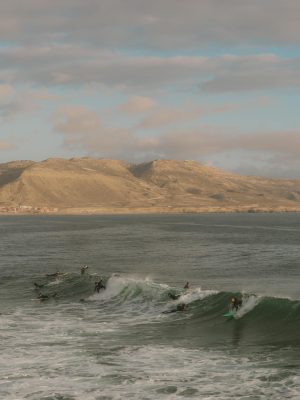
[0,213,299,399]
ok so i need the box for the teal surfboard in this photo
[223,311,235,318]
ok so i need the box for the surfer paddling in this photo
[37,291,57,301]
[163,303,188,314]
[46,271,61,278]
[34,282,44,289]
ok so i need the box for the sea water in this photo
[0,213,299,399]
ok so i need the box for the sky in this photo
[0,0,300,178]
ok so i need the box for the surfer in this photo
[163,303,188,314]
[230,297,242,312]
[37,292,57,301]
[34,282,44,289]
[94,279,106,293]
[168,292,181,300]
[46,271,61,278]
[81,265,88,275]
[184,282,190,289]
[37,292,49,301]
[176,303,188,311]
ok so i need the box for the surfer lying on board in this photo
[163,303,188,314]
[230,297,242,312]
[34,282,44,289]
[46,271,62,278]
[37,291,57,301]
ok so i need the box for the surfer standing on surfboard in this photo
[230,297,242,311]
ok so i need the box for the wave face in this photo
[20,273,300,347]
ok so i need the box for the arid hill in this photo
[0,158,299,214]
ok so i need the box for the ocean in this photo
[0,213,299,399]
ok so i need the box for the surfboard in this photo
[223,311,235,318]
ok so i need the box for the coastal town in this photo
[0,205,58,214]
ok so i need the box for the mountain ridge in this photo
[0,158,299,214]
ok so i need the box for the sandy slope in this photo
[0,158,299,213]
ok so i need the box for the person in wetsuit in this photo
[184,282,190,289]
[176,303,188,311]
[163,303,188,314]
[81,265,88,275]
[46,271,61,278]
[37,292,57,301]
[230,297,242,312]
[37,292,49,301]
[34,282,44,289]
[168,292,181,300]
[94,279,106,293]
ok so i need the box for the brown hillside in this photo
[130,159,300,209]
[0,158,161,208]
[0,158,299,213]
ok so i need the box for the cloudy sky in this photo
[0,0,300,178]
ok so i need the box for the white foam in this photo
[175,286,218,304]
[1,307,299,400]
[88,275,168,302]
[235,294,261,318]
[47,278,63,286]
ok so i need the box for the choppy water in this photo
[0,213,299,399]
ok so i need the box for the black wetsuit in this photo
[46,272,60,278]
[231,298,242,311]
[34,282,44,289]
[163,303,187,313]
[168,293,181,300]
[95,280,106,293]
[176,303,187,311]
[37,292,57,301]
[37,293,49,301]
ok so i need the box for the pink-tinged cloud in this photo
[137,107,204,130]
[2,45,300,93]
[53,105,134,154]
[136,103,238,130]
[118,96,156,114]
[0,84,14,103]
[0,86,62,119]
[53,104,300,170]
[0,140,15,151]
[234,130,300,159]
[154,128,300,161]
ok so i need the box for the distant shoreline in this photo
[1,206,300,216]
